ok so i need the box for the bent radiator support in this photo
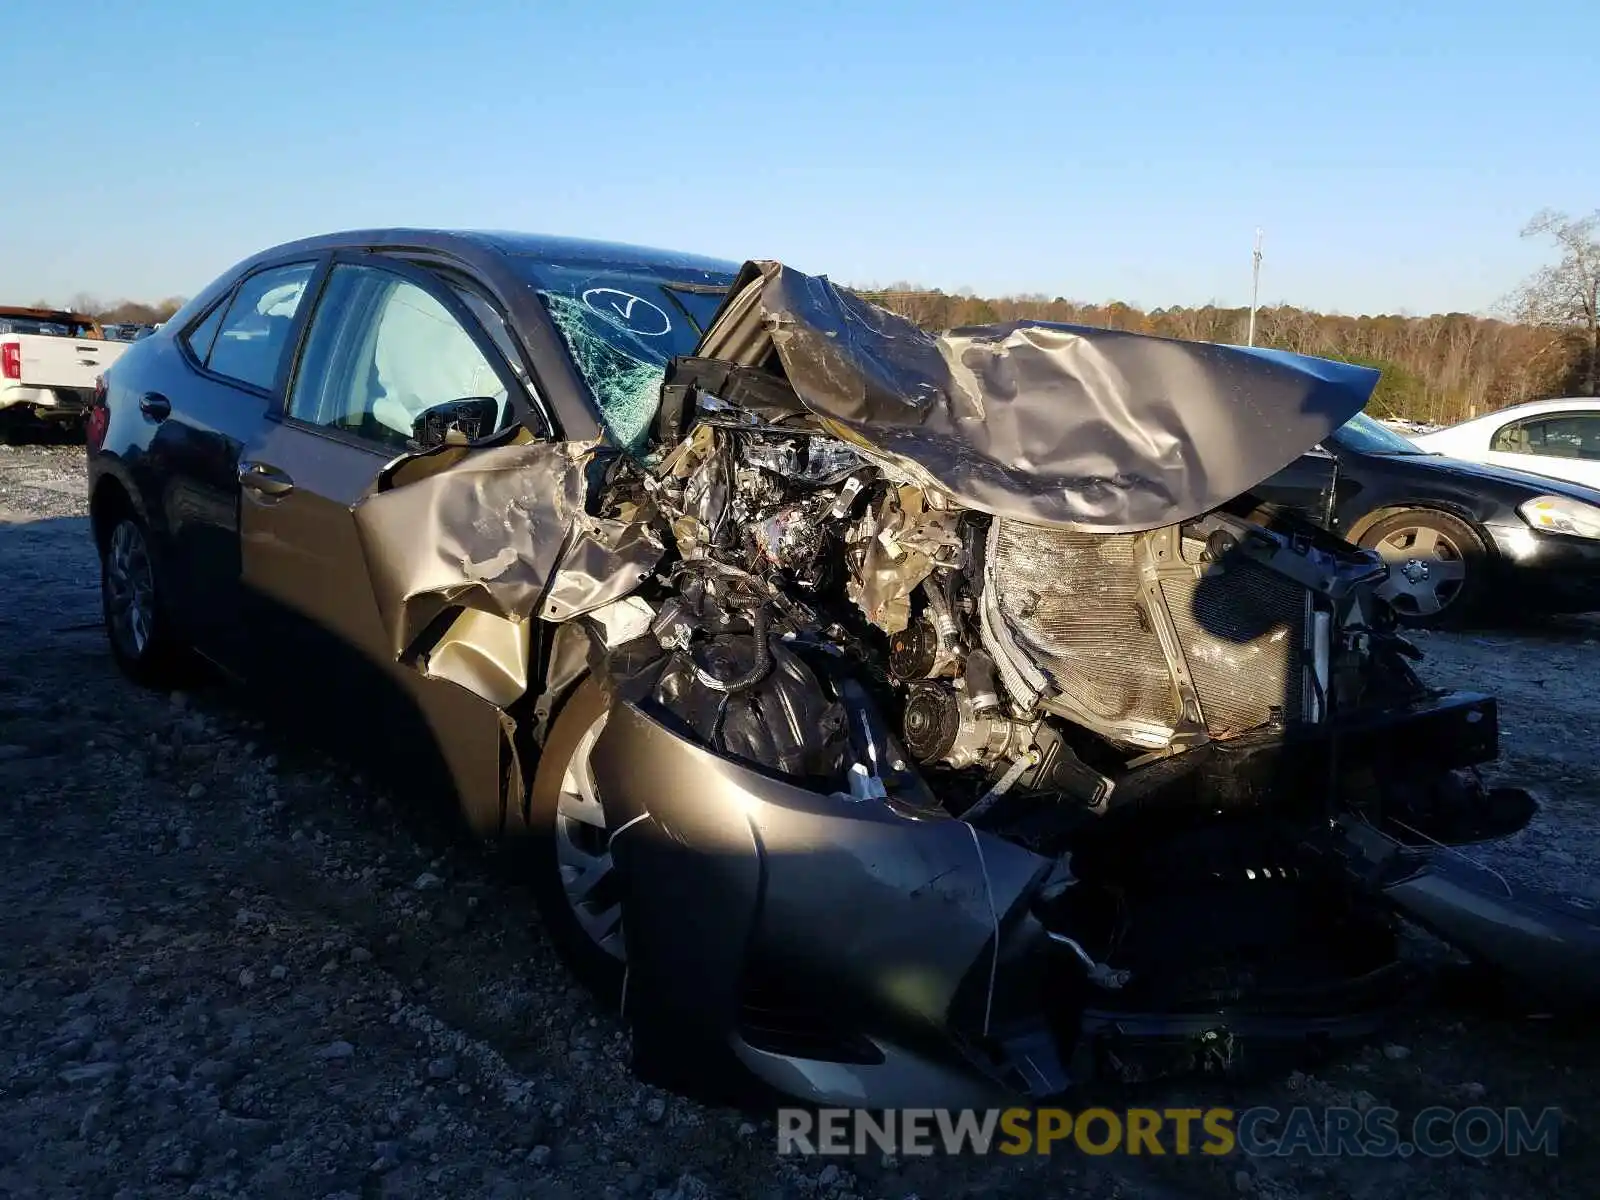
[987,521,1311,749]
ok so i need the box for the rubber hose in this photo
[692,605,772,694]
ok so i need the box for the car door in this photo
[237,253,530,824]
[1485,412,1600,488]
[143,259,321,669]
[1251,445,1339,529]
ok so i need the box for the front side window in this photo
[1492,414,1600,461]
[286,264,511,450]
[205,262,316,391]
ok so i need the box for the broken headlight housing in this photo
[1518,495,1600,539]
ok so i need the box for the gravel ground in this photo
[1,439,1595,1200]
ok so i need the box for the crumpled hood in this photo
[696,260,1379,532]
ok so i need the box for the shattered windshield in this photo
[515,261,731,453]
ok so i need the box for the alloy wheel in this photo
[552,715,624,960]
[1372,524,1467,617]
[105,520,156,660]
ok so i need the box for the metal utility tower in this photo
[1247,228,1263,347]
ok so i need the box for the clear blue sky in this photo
[5,0,1596,315]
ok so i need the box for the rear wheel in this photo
[100,514,184,685]
[527,679,626,1004]
[1360,509,1489,628]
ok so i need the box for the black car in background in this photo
[1256,413,1600,624]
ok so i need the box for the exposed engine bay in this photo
[352,259,1594,1106]
[571,359,1541,1098]
[610,409,1428,825]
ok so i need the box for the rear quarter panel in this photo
[89,335,164,537]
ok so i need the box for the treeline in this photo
[857,288,1589,426]
[28,295,186,326]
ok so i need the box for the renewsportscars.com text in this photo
[777,1106,1563,1159]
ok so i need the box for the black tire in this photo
[99,512,186,686]
[1358,509,1490,628]
[527,678,626,1005]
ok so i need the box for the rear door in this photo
[145,260,322,669]
[237,253,528,820]
[1484,412,1600,489]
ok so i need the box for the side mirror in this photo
[411,397,501,449]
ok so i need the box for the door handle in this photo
[138,392,170,421]
[238,460,294,497]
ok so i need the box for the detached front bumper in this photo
[1335,818,1600,1008]
[1485,521,1600,613]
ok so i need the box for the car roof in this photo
[1467,396,1600,423]
[469,231,742,277]
[240,228,742,282]
[197,229,745,447]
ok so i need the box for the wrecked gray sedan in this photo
[87,231,1599,1109]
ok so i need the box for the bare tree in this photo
[99,298,186,324]
[1512,209,1600,395]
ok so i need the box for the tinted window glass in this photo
[182,297,228,364]
[205,263,315,390]
[287,264,511,450]
[1492,414,1600,460]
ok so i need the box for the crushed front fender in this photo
[589,696,1053,1107]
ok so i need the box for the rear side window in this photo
[1492,414,1600,461]
[183,300,227,364]
[202,263,316,391]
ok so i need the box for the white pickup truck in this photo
[0,306,132,437]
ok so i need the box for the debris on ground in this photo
[1,442,1593,1198]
